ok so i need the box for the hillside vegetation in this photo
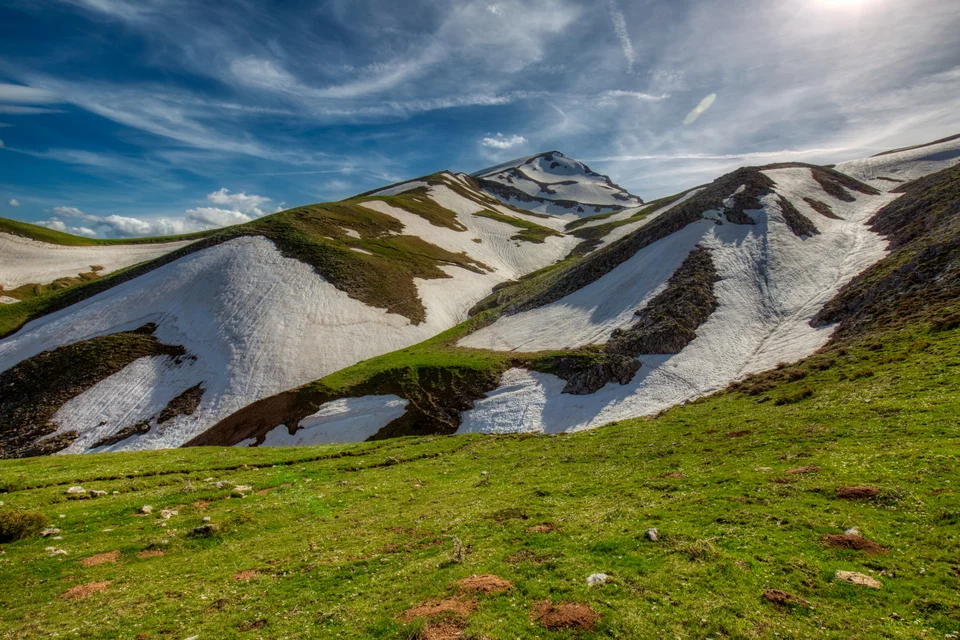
[0,309,957,639]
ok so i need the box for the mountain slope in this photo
[473,151,644,218]
[0,173,583,457]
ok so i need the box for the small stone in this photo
[755,395,772,404]
[754,467,773,472]
[384,456,399,465]
[844,526,860,536]
[139,505,153,514]
[65,486,86,495]
[58,514,65,519]
[40,528,61,537]
[90,490,107,498]
[191,524,217,536]
[646,528,660,542]
[835,570,881,589]
[233,485,252,492]
[160,509,179,520]
[202,516,211,523]
[587,573,611,587]
[112,491,120,495]
[46,547,68,557]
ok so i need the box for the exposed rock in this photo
[646,528,660,542]
[139,505,153,515]
[835,570,882,588]
[777,196,820,238]
[159,509,178,520]
[40,528,61,537]
[65,486,85,495]
[90,490,107,498]
[587,573,611,587]
[560,355,641,395]
[607,246,720,356]
[190,524,218,536]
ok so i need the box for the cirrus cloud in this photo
[481,133,527,149]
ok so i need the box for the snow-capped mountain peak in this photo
[473,151,644,219]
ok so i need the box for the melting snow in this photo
[258,395,409,446]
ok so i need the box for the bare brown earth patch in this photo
[237,619,267,632]
[505,550,554,565]
[233,570,259,581]
[786,465,821,475]
[455,574,513,593]
[81,550,120,567]
[661,471,685,478]
[527,522,558,533]
[762,589,811,607]
[138,550,165,559]
[836,486,880,500]
[193,500,210,510]
[823,534,888,554]
[726,430,752,438]
[532,601,599,631]
[402,597,475,622]
[417,621,465,640]
[61,580,112,600]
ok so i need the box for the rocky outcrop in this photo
[777,196,820,238]
[556,355,641,395]
[606,246,721,355]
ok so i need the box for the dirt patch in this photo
[786,465,821,475]
[233,570,259,581]
[456,574,513,593]
[138,550,165,559]
[81,550,120,567]
[532,601,599,631]
[506,550,554,565]
[527,522,558,533]
[237,619,267,632]
[836,486,880,500]
[61,580,112,600]
[726,430,752,438]
[402,597,475,622]
[823,534,888,554]
[193,500,210,510]
[762,589,810,607]
[417,621,465,640]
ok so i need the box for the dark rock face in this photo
[560,355,641,395]
[606,246,721,356]
[777,196,820,237]
[813,163,960,339]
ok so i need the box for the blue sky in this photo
[1,0,958,237]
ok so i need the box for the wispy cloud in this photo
[481,133,528,149]
[7,198,20,207]
[607,0,635,72]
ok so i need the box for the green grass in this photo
[471,210,563,243]
[0,217,220,246]
[1,318,958,638]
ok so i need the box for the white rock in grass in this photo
[587,573,611,587]
[646,528,660,542]
[40,528,61,537]
[160,509,179,520]
[65,486,85,495]
[139,505,153,514]
[835,570,881,589]
[844,526,860,536]
[90,490,107,498]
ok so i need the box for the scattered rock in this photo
[233,485,253,493]
[836,486,881,500]
[449,536,465,564]
[755,395,772,404]
[159,509,179,520]
[587,573,611,587]
[645,528,660,542]
[384,456,400,466]
[532,601,599,631]
[844,526,860,536]
[45,547,68,557]
[835,570,882,588]
[401,597,475,622]
[139,505,153,515]
[81,551,120,567]
[90,490,107,498]
[762,589,811,607]
[40,528,61,537]
[786,465,821,475]
[61,580,112,600]
[823,534,888,555]
[202,516,212,523]
[561,355,641,395]
[65,486,86,495]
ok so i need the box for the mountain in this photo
[472,151,644,218]
[1,136,958,458]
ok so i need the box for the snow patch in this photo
[258,395,409,446]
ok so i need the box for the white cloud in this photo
[0,83,60,104]
[602,90,669,102]
[7,198,20,207]
[607,0,635,72]
[42,187,276,238]
[205,188,272,216]
[481,133,527,149]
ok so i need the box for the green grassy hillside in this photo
[0,217,220,247]
[1,311,957,639]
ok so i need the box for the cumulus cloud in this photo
[7,198,20,206]
[40,188,276,238]
[481,133,527,149]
